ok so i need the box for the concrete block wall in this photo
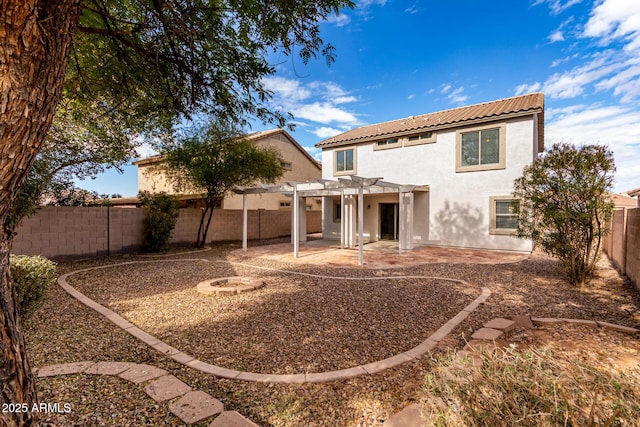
[12,206,323,260]
[625,208,640,291]
[610,208,627,273]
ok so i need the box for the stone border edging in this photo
[58,259,490,383]
[34,361,258,426]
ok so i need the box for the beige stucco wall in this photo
[12,206,322,260]
[136,131,322,210]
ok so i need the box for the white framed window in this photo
[281,161,292,171]
[373,137,401,151]
[334,147,356,176]
[456,123,506,172]
[490,196,519,235]
[405,131,436,146]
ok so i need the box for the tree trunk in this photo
[196,206,210,248]
[200,204,215,248]
[1,1,81,425]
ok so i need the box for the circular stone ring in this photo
[196,277,265,295]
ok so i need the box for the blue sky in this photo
[78,0,640,196]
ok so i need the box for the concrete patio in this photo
[232,236,530,268]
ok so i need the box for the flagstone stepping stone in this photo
[169,390,224,424]
[36,362,95,377]
[144,374,192,402]
[118,363,167,384]
[470,327,503,341]
[85,361,137,375]
[209,410,259,427]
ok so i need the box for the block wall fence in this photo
[603,207,640,292]
[11,206,321,261]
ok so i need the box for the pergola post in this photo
[242,193,248,252]
[293,185,299,258]
[358,186,364,266]
[340,190,345,249]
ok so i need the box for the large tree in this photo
[162,120,284,248]
[0,1,353,424]
[513,143,616,287]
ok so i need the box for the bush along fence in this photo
[603,207,640,292]
[11,206,322,261]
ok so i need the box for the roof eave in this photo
[316,108,544,149]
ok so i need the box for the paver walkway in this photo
[36,361,258,426]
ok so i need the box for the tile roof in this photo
[315,93,544,150]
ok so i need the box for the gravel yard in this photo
[24,243,640,426]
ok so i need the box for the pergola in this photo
[234,176,429,266]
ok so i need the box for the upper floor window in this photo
[373,137,401,151]
[334,147,356,175]
[405,131,436,146]
[456,123,506,172]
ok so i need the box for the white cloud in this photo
[295,102,360,125]
[447,86,468,103]
[531,0,583,15]
[545,104,640,192]
[405,3,419,15]
[548,30,565,42]
[582,0,640,44]
[135,142,159,159]
[358,0,387,7]
[263,76,311,102]
[407,94,415,100]
[539,51,628,99]
[441,84,452,94]
[515,82,542,95]
[262,77,361,127]
[312,126,344,138]
[325,13,351,27]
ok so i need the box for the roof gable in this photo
[315,93,544,151]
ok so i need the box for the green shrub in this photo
[139,191,180,252]
[9,254,57,317]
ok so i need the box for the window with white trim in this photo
[490,196,519,235]
[334,147,356,175]
[456,123,506,172]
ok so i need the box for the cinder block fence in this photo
[11,206,321,261]
[603,207,640,292]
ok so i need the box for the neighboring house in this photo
[134,129,322,211]
[314,93,545,252]
[611,192,639,209]
[625,188,640,207]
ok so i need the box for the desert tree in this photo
[0,0,353,424]
[162,120,284,248]
[513,143,615,286]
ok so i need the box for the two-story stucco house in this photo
[134,128,323,211]
[314,93,544,252]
